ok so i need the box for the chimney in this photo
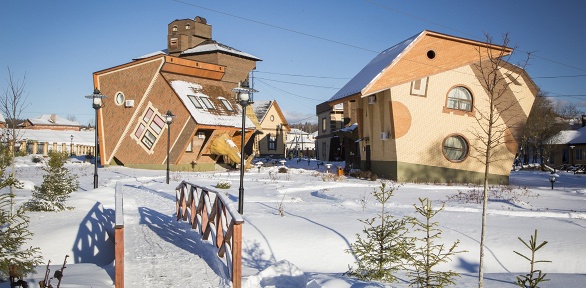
[168,16,212,54]
[49,114,56,123]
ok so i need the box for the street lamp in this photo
[70,135,74,156]
[85,88,107,189]
[549,171,556,190]
[232,79,257,214]
[164,110,175,184]
[570,145,575,167]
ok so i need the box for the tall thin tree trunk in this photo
[479,103,495,288]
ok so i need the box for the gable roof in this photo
[181,40,261,61]
[328,30,514,104]
[552,126,586,145]
[169,80,255,129]
[251,100,290,131]
[134,40,261,62]
[328,32,420,103]
[26,114,81,127]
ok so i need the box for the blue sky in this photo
[1,0,585,126]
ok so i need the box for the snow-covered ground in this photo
[1,156,585,287]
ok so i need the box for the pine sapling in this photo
[407,198,464,287]
[514,229,551,288]
[345,181,410,282]
[25,151,79,211]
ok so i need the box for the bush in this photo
[215,180,232,189]
[31,155,43,163]
[278,167,288,173]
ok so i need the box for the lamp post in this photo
[85,88,107,189]
[164,110,175,184]
[549,172,556,190]
[232,79,257,214]
[70,135,74,156]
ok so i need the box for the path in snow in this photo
[120,182,231,288]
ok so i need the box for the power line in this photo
[533,74,586,79]
[255,70,351,80]
[256,79,325,102]
[256,77,341,89]
[170,0,379,53]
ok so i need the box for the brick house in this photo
[247,100,290,159]
[318,30,538,184]
[21,114,82,131]
[92,16,261,170]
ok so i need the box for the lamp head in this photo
[165,110,175,124]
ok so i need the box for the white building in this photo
[286,128,316,158]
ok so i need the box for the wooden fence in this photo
[114,182,124,288]
[175,181,244,288]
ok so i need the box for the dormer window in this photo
[219,97,233,111]
[199,96,215,109]
[188,95,203,109]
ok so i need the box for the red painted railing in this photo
[175,181,244,288]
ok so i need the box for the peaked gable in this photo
[328,30,514,104]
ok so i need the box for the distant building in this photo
[286,128,316,158]
[21,114,82,131]
[92,16,261,170]
[547,116,586,167]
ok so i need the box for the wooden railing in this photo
[175,181,244,288]
[114,182,124,288]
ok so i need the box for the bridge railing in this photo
[175,181,244,288]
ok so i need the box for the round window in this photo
[115,92,125,106]
[270,115,275,122]
[443,135,468,162]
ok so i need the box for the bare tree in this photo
[522,94,565,168]
[468,33,532,288]
[1,67,31,215]
[554,102,583,121]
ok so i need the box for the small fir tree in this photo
[407,198,464,288]
[0,193,44,280]
[25,151,79,211]
[514,229,551,288]
[345,181,410,282]
[0,143,43,280]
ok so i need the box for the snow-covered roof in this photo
[328,32,421,102]
[26,114,81,127]
[181,40,261,61]
[169,80,255,129]
[252,100,273,123]
[133,49,168,60]
[552,126,586,145]
[18,129,95,145]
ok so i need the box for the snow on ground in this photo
[1,156,585,287]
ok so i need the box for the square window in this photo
[143,108,154,122]
[135,124,145,138]
[142,130,156,149]
[220,98,233,111]
[199,96,215,109]
[188,95,203,109]
[150,115,165,135]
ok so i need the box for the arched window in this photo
[446,86,472,112]
[443,134,468,162]
[185,23,191,29]
[172,25,178,32]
